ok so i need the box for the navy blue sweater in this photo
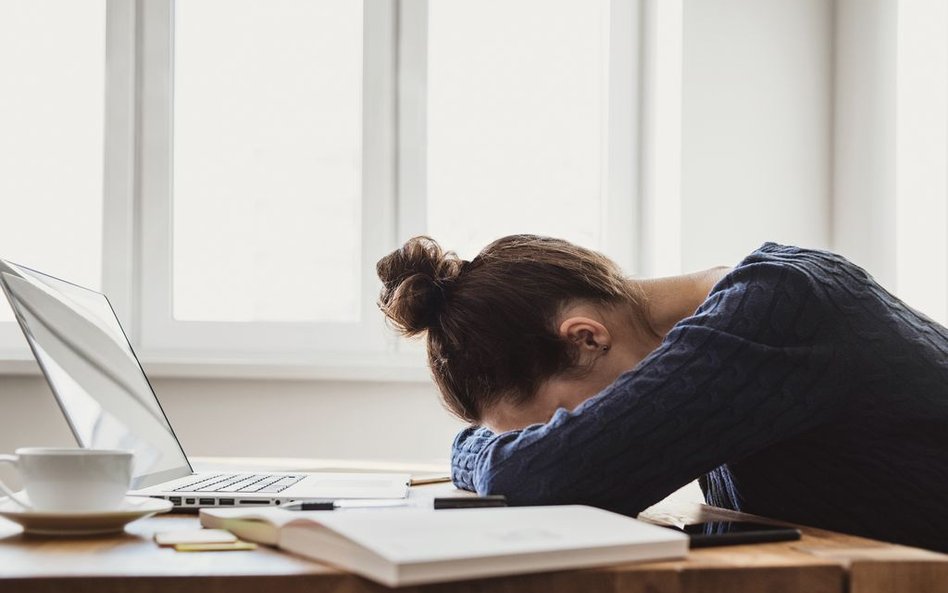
[451,244,948,552]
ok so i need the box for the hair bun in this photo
[376,236,465,336]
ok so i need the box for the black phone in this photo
[663,521,801,548]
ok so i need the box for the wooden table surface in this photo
[0,459,945,593]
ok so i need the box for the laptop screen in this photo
[0,260,191,488]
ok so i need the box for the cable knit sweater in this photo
[450,243,948,552]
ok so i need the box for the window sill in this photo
[0,351,432,383]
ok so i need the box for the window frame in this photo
[137,0,394,361]
[0,0,115,363]
[0,0,645,380]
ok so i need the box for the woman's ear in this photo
[558,316,612,356]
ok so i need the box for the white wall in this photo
[0,375,463,463]
[679,0,834,271]
[833,0,897,288]
[833,0,948,325]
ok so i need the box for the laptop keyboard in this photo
[172,473,304,494]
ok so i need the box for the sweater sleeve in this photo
[451,426,495,491]
[450,253,853,514]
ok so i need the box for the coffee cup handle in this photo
[0,455,32,510]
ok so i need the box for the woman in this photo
[376,235,948,552]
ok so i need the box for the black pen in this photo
[280,495,508,511]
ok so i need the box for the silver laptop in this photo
[0,259,409,509]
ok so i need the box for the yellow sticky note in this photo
[174,541,258,552]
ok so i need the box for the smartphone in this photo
[664,521,801,548]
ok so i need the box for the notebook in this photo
[200,505,689,586]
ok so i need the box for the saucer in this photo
[0,495,173,536]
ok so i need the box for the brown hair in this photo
[376,235,649,423]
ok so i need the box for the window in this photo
[1,0,641,376]
[0,0,106,331]
[137,0,391,360]
[172,0,363,323]
[427,0,609,259]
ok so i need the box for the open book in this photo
[200,505,688,586]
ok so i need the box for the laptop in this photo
[0,259,409,509]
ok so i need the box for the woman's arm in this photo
[450,258,852,513]
[451,426,495,491]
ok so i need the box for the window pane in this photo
[427,0,607,259]
[173,0,362,322]
[0,0,106,322]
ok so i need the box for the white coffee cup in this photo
[0,448,133,513]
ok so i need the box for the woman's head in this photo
[376,235,651,429]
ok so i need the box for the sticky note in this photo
[155,528,238,546]
[174,541,258,552]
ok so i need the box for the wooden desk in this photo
[0,459,945,593]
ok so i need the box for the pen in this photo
[280,495,508,511]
